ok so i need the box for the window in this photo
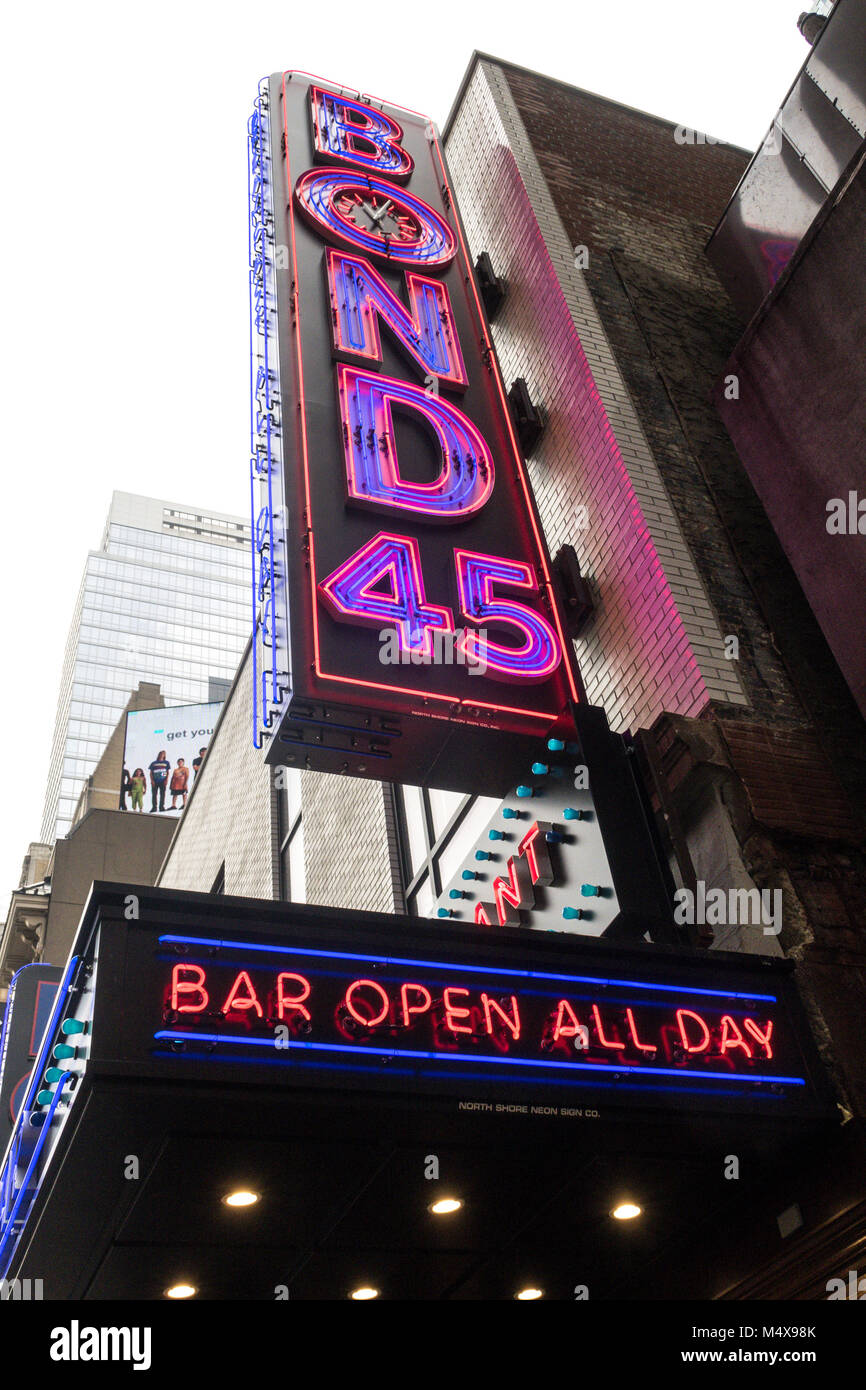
[278,770,306,903]
[396,787,500,918]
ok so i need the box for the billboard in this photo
[120,703,222,815]
[249,73,579,794]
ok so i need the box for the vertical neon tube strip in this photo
[261,80,278,722]
[248,78,281,747]
[248,86,264,747]
[0,1074,73,1278]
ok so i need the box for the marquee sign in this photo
[249,73,578,793]
[157,933,802,1105]
[0,884,834,1286]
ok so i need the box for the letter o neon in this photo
[295,169,457,268]
[344,978,390,1027]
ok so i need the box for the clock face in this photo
[294,170,458,267]
[332,188,421,246]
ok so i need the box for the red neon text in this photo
[171,964,209,1014]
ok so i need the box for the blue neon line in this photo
[156,935,776,1002]
[152,1030,803,1087]
[0,1072,72,1278]
[249,93,262,750]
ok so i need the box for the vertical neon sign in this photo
[252,72,579,790]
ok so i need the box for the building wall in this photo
[44,809,175,967]
[300,771,400,915]
[158,647,276,901]
[502,63,866,779]
[445,61,747,736]
[718,159,866,725]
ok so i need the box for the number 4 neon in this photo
[318,532,453,657]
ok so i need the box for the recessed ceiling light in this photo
[351,1286,379,1300]
[429,1197,463,1215]
[165,1283,197,1299]
[223,1189,260,1208]
[611,1202,642,1220]
[515,1287,543,1300]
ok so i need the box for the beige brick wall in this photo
[300,771,399,915]
[445,63,746,734]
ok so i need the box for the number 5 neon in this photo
[454,549,562,682]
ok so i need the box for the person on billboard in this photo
[120,766,132,810]
[129,768,146,812]
[192,746,207,779]
[169,758,190,810]
[148,750,170,812]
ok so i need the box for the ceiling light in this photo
[611,1202,642,1220]
[165,1283,196,1299]
[351,1286,379,1300]
[223,1189,260,1208]
[429,1197,463,1215]
[515,1286,543,1300]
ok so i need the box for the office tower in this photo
[39,492,250,842]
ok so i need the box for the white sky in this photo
[0,0,810,907]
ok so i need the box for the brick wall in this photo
[503,63,863,752]
[445,62,747,736]
[300,771,399,915]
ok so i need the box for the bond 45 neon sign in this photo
[251,72,578,792]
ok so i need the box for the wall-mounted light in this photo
[611,1203,642,1221]
[165,1283,197,1299]
[515,1286,543,1300]
[429,1197,463,1215]
[222,1190,260,1208]
[351,1286,379,1300]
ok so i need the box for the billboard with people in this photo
[120,703,222,815]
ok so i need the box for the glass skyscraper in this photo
[40,492,251,842]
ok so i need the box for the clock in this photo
[294,169,457,268]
